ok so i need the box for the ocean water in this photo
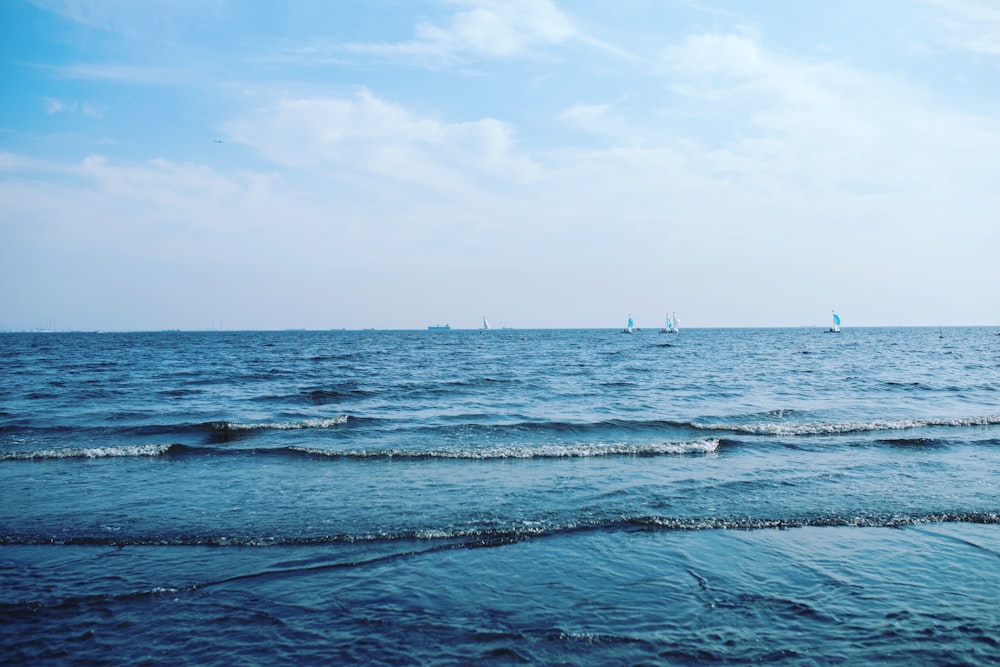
[1,327,998,665]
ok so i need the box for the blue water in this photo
[1,327,998,665]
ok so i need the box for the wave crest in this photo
[0,443,176,461]
[208,415,349,432]
[3,511,997,548]
[289,439,720,460]
[632,512,1000,530]
[695,415,1000,436]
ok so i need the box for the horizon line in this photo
[3,325,998,334]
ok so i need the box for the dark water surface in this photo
[2,328,998,664]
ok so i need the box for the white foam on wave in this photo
[0,443,175,461]
[220,415,349,431]
[291,438,720,460]
[638,511,1000,530]
[695,415,1000,437]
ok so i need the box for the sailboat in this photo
[481,316,491,331]
[828,310,841,333]
[622,314,634,334]
[660,312,678,334]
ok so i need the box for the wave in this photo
[422,412,1000,440]
[0,443,178,461]
[874,437,945,448]
[0,418,351,440]
[205,415,349,433]
[407,413,1000,441]
[694,414,1000,437]
[4,411,996,461]
[4,411,995,453]
[628,512,1000,530]
[289,439,721,460]
[3,510,997,548]
[402,417,703,437]
[0,439,720,463]
[252,385,373,405]
[303,387,371,403]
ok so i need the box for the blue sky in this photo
[2,0,998,330]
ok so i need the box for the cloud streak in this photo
[279,0,634,67]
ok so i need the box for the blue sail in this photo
[833,313,841,326]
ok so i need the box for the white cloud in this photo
[5,156,259,261]
[558,103,610,129]
[43,96,105,117]
[44,97,76,114]
[665,30,766,81]
[227,88,540,191]
[55,62,194,85]
[0,151,40,171]
[78,154,242,204]
[29,0,141,32]
[81,102,104,118]
[420,0,576,57]
[285,0,583,65]
[29,0,227,38]
[921,0,1000,56]
[655,28,1000,206]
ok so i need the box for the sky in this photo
[1,0,999,331]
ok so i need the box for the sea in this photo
[1,327,998,665]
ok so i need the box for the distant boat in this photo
[660,312,679,334]
[428,324,451,330]
[828,311,841,333]
[622,314,634,334]
[482,316,491,331]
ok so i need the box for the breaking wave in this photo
[0,439,719,463]
[3,510,997,548]
[289,439,721,460]
[0,443,177,461]
[695,414,1000,437]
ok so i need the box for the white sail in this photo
[482,316,491,331]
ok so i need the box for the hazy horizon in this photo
[4,323,996,334]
